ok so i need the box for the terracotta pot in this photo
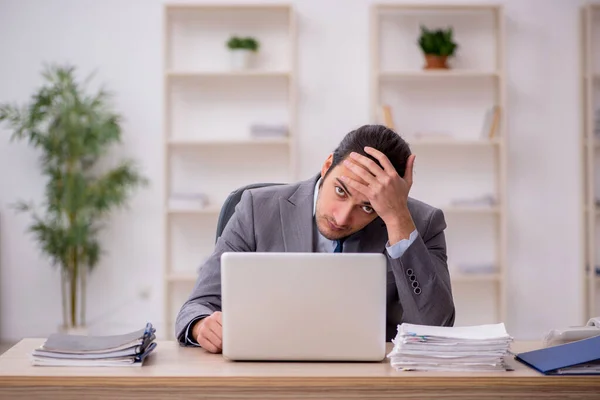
[424,54,449,69]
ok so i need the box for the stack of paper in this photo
[387,322,513,372]
[31,323,157,367]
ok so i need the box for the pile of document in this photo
[387,322,513,372]
[31,323,157,367]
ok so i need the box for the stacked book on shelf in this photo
[31,323,157,367]
[249,123,288,138]
[387,322,513,372]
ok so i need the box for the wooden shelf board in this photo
[375,4,502,11]
[408,138,501,146]
[166,70,291,79]
[167,207,220,215]
[168,138,290,146]
[165,3,293,11]
[379,70,500,79]
[451,273,501,282]
[442,206,500,214]
[166,273,198,283]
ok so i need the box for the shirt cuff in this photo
[385,229,418,259]
[185,316,207,347]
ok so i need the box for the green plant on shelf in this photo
[417,25,458,69]
[226,36,260,52]
[226,36,260,70]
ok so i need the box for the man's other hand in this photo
[192,312,223,353]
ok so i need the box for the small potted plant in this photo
[417,25,458,69]
[226,35,260,70]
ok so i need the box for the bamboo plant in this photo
[0,64,147,331]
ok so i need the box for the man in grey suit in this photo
[175,124,455,353]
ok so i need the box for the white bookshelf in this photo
[371,4,507,326]
[582,3,600,321]
[162,3,297,339]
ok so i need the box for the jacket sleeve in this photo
[388,208,455,326]
[174,190,256,344]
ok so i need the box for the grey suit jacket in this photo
[175,174,455,343]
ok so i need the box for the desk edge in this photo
[1,375,600,388]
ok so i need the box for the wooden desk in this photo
[0,339,598,400]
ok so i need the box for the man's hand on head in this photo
[340,147,417,245]
[192,311,223,354]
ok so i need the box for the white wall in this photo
[0,0,586,341]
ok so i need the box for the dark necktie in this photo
[334,239,344,253]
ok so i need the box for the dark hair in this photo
[326,124,412,178]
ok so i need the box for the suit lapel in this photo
[279,175,318,252]
[278,174,390,254]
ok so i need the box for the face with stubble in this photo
[315,153,379,241]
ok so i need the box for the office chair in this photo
[215,182,284,243]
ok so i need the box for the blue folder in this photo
[515,334,600,375]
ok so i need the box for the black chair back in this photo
[215,182,283,243]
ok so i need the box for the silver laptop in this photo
[220,252,387,362]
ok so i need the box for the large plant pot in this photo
[59,325,89,336]
[424,54,449,69]
[230,49,254,70]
